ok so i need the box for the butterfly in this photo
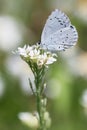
[39,9,78,51]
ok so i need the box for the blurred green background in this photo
[0,0,87,130]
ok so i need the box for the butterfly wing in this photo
[41,9,78,51]
[41,25,78,51]
[41,9,71,43]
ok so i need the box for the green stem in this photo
[35,67,46,130]
[36,91,43,130]
[36,88,46,130]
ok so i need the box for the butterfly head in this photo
[37,41,47,50]
[37,41,41,45]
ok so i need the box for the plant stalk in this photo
[36,67,46,130]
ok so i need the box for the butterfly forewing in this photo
[41,9,71,42]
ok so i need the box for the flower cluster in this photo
[16,44,57,68]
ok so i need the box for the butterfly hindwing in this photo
[41,25,78,51]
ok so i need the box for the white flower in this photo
[44,111,51,128]
[37,52,57,67]
[80,89,87,116]
[18,111,51,129]
[37,53,48,66]
[29,49,40,60]
[5,55,35,95]
[18,112,39,128]
[46,56,57,65]
[15,45,57,68]
[17,45,32,57]
[0,16,23,52]
[80,89,87,108]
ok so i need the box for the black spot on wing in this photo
[60,23,63,25]
[58,20,61,22]
[70,25,74,29]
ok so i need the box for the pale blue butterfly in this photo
[39,9,78,51]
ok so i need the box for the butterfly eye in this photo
[37,41,41,45]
